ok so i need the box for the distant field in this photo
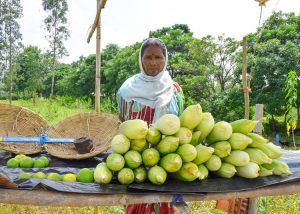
[0,98,94,125]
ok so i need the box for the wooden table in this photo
[1,180,300,207]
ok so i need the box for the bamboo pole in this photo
[248,104,264,214]
[94,0,102,112]
[254,104,264,134]
[242,36,250,119]
[87,0,107,43]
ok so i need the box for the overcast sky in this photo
[19,0,300,63]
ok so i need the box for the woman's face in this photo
[141,44,166,76]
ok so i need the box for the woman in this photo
[117,38,184,214]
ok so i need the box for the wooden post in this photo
[254,104,264,134]
[87,0,107,112]
[242,36,250,119]
[95,0,101,112]
[248,104,264,214]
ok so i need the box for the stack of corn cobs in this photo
[94,104,292,185]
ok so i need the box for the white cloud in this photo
[19,0,300,63]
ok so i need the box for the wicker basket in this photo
[45,112,120,160]
[0,103,49,154]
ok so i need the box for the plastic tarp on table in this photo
[0,149,300,194]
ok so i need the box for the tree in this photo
[149,24,194,78]
[0,0,5,82]
[174,36,216,109]
[100,44,120,109]
[212,35,240,92]
[15,46,45,101]
[0,0,23,103]
[285,70,298,147]
[246,12,300,119]
[42,0,70,97]
[103,43,140,101]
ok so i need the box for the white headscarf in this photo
[118,38,174,122]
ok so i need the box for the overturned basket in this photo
[0,103,49,155]
[45,112,120,160]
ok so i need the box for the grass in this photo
[1,98,300,213]
[0,97,94,125]
[0,96,117,125]
[257,193,300,214]
[0,201,222,214]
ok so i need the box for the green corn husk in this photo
[142,148,160,167]
[172,162,200,182]
[223,150,250,166]
[106,153,125,172]
[215,162,237,178]
[148,166,167,185]
[111,134,130,154]
[174,127,193,144]
[236,162,260,179]
[130,138,148,152]
[124,150,142,169]
[195,112,215,142]
[259,165,273,177]
[154,114,180,135]
[118,168,135,185]
[146,126,162,145]
[230,119,258,134]
[198,164,209,180]
[176,144,197,162]
[193,145,215,165]
[160,153,183,172]
[180,104,203,129]
[244,148,272,165]
[206,121,232,144]
[119,119,148,140]
[94,163,113,184]
[257,143,283,159]
[156,136,180,155]
[247,133,268,148]
[204,155,222,171]
[211,141,231,158]
[228,133,252,150]
[133,166,147,183]
[262,160,292,177]
[190,131,202,146]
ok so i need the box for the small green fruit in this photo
[19,172,32,179]
[6,158,19,168]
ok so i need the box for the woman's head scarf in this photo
[117,38,174,123]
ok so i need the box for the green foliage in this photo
[0,0,23,102]
[246,12,300,118]
[15,46,47,101]
[103,42,140,101]
[213,35,240,92]
[0,96,117,125]
[257,193,300,214]
[208,86,244,122]
[285,70,298,146]
[285,71,298,125]
[42,0,70,96]
[150,24,194,78]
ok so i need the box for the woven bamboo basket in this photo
[0,103,49,154]
[45,112,120,160]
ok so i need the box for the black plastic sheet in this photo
[0,149,300,194]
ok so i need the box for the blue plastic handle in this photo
[0,136,75,144]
